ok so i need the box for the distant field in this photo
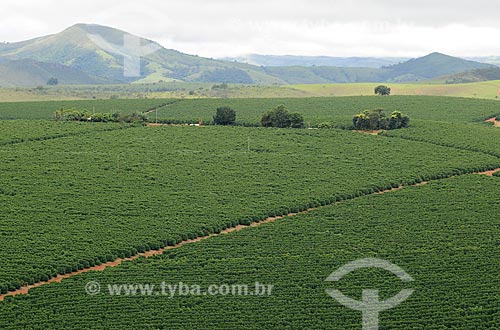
[2,80,500,101]
[289,81,500,99]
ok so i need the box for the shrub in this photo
[317,122,334,129]
[54,109,147,124]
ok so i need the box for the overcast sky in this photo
[1,0,500,58]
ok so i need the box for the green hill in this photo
[0,59,108,87]
[261,53,494,84]
[384,52,495,81]
[0,24,284,86]
[0,24,495,86]
[439,67,500,84]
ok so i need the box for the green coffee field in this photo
[146,96,500,126]
[0,95,499,329]
[1,175,499,329]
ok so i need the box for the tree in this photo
[353,109,409,130]
[47,77,58,86]
[261,105,304,128]
[375,85,391,96]
[213,107,236,125]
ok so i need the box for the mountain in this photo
[466,56,500,67]
[382,52,495,81]
[0,24,496,86]
[261,66,384,84]
[258,53,495,84]
[0,59,107,87]
[0,24,285,86]
[438,67,500,84]
[222,54,408,68]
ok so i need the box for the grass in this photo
[2,80,500,102]
[289,81,500,99]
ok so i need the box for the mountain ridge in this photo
[0,24,495,86]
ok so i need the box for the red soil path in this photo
[1,168,499,301]
[486,117,500,127]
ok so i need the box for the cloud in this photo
[1,0,500,57]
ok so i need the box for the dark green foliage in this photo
[353,109,409,130]
[213,107,236,125]
[374,85,391,96]
[112,112,148,124]
[388,111,410,129]
[317,121,335,129]
[289,112,305,128]
[261,104,304,128]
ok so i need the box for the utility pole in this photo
[247,136,250,153]
[155,108,158,124]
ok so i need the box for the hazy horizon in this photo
[1,0,500,58]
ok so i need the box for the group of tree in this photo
[213,107,237,125]
[353,109,410,130]
[261,105,304,128]
[213,105,305,128]
[54,109,148,124]
[375,85,391,96]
